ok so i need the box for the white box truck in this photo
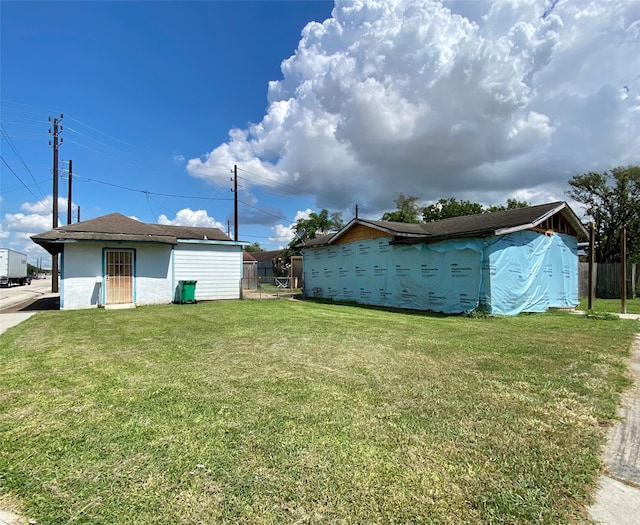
[0,248,29,287]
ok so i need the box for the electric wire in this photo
[0,178,49,195]
[72,173,234,202]
[1,101,362,237]
[1,124,47,200]
[237,199,291,222]
[0,155,46,204]
[144,192,157,222]
[236,167,313,197]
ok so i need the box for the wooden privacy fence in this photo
[579,262,639,299]
[241,256,303,291]
[242,261,257,290]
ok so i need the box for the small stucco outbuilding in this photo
[300,202,587,316]
[32,213,244,310]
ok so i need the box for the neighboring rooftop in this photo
[249,249,288,263]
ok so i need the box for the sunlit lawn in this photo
[0,299,637,524]
[578,297,640,314]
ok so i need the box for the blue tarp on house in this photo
[302,231,579,315]
[481,231,578,315]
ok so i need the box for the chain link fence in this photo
[242,275,302,299]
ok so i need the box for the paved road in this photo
[0,278,54,312]
[0,278,59,335]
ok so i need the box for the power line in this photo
[73,173,234,201]
[0,99,57,117]
[0,178,49,195]
[64,137,133,161]
[1,124,46,200]
[0,155,43,203]
[238,199,291,222]
[0,119,46,127]
[146,194,177,216]
[144,192,157,222]
[236,166,313,197]
[65,114,140,149]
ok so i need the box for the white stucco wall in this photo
[132,244,173,306]
[173,242,242,300]
[60,243,172,309]
[61,243,105,310]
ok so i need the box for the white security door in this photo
[105,250,134,304]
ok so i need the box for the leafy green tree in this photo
[381,194,422,223]
[286,209,344,256]
[422,197,484,222]
[486,198,530,213]
[244,242,264,252]
[329,211,344,231]
[566,165,640,263]
[292,209,343,240]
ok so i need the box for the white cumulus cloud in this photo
[187,0,640,213]
[157,208,225,230]
[269,208,314,247]
[1,195,72,261]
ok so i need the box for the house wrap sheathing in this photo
[300,202,586,316]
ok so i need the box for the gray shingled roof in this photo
[300,202,587,248]
[391,201,587,243]
[250,249,288,263]
[154,224,231,242]
[31,212,232,255]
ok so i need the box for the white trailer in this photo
[0,248,29,287]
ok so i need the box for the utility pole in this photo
[67,159,73,224]
[77,206,81,223]
[621,227,627,314]
[233,164,238,242]
[588,222,595,310]
[49,114,63,293]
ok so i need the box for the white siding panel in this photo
[173,243,242,300]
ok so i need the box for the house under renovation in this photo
[299,201,587,316]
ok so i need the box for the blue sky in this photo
[2,0,639,265]
[1,1,332,261]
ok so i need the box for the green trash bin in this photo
[178,280,197,304]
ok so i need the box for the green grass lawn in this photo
[0,300,637,524]
[578,296,640,314]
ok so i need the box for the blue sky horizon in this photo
[2,0,639,266]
